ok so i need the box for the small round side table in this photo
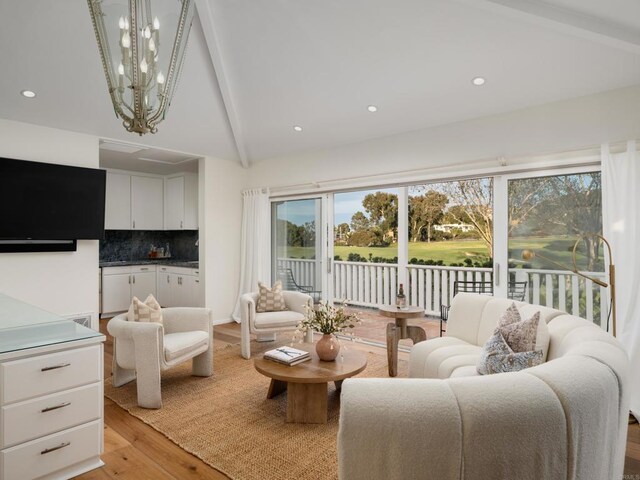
[378,305,426,377]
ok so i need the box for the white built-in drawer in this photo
[102,266,131,275]
[0,346,101,404]
[0,383,102,449]
[131,265,155,273]
[0,420,101,480]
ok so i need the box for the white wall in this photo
[247,85,640,189]
[0,119,100,321]
[200,156,245,322]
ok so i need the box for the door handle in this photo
[494,263,500,287]
[180,220,183,229]
[128,275,131,284]
[132,275,136,284]
[167,275,170,283]
[132,220,136,229]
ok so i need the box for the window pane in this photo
[507,172,605,323]
[272,199,322,299]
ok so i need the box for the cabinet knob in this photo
[180,220,183,229]
[133,275,136,284]
[133,220,136,229]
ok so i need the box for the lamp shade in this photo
[87,0,195,134]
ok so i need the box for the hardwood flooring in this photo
[76,320,640,479]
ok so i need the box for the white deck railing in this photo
[276,258,607,326]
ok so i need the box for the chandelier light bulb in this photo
[148,38,156,52]
[121,32,130,48]
[157,71,165,84]
[118,16,125,29]
[124,17,129,30]
[144,26,151,39]
[153,16,160,30]
[140,58,148,74]
[118,63,124,75]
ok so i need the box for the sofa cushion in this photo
[254,310,305,329]
[409,336,482,379]
[163,331,209,362]
[256,281,287,313]
[449,365,480,378]
[477,330,543,375]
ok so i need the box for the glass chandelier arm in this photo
[148,0,192,124]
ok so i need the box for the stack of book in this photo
[264,346,311,366]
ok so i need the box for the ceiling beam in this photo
[194,0,250,168]
[455,0,640,54]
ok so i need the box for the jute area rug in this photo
[104,337,408,480]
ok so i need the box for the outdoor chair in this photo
[507,280,528,302]
[440,280,493,336]
[277,267,322,303]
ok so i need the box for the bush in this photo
[347,253,368,262]
[347,230,379,247]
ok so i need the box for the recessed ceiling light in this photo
[293,125,303,132]
[20,90,36,98]
[472,77,486,86]
[367,105,378,113]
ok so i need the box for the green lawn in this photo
[280,236,603,271]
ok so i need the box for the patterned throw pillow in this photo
[256,281,288,313]
[127,294,163,324]
[477,331,543,375]
[497,302,549,357]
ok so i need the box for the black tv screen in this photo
[0,158,106,240]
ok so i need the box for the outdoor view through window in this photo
[272,171,604,345]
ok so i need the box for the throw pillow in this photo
[256,280,288,313]
[498,302,550,360]
[127,294,163,324]
[477,330,544,375]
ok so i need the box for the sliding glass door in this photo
[271,198,324,301]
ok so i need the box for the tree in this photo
[335,223,350,242]
[350,211,370,232]
[362,192,398,242]
[409,191,448,242]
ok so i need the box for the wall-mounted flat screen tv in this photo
[0,157,106,241]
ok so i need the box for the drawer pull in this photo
[41,363,71,372]
[41,402,71,413]
[140,267,148,271]
[41,442,70,455]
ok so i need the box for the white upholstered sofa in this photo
[338,293,629,480]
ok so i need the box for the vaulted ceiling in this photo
[0,0,639,167]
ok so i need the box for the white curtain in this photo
[602,140,640,421]
[232,188,271,322]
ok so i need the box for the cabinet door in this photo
[104,172,131,230]
[164,176,184,230]
[131,271,156,300]
[102,273,131,313]
[171,273,186,307]
[131,176,164,230]
[189,275,203,307]
[183,174,199,229]
[156,271,173,307]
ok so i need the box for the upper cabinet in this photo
[131,175,164,230]
[105,172,131,230]
[164,174,198,230]
[104,171,197,231]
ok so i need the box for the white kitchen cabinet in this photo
[101,266,157,315]
[101,272,131,314]
[155,267,173,307]
[155,267,201,307]
[131,175,164,230]
[164,174,198,230]
[131,270,157,300]
[104,172,131,230]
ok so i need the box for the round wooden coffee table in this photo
[254,345,367,424]
[378,305,426,377]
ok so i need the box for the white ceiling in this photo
[0,0,639,167]
[99,141,199,175]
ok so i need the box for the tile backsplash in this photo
[100,230,199,262]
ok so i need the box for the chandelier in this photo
[87,0,195,135]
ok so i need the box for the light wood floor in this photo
[77,320,640,479]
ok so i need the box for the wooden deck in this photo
[77,319,640,479]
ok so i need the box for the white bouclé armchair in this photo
[240,290,312,359]
[107,307,213,409]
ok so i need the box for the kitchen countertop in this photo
[99,259,199,268]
